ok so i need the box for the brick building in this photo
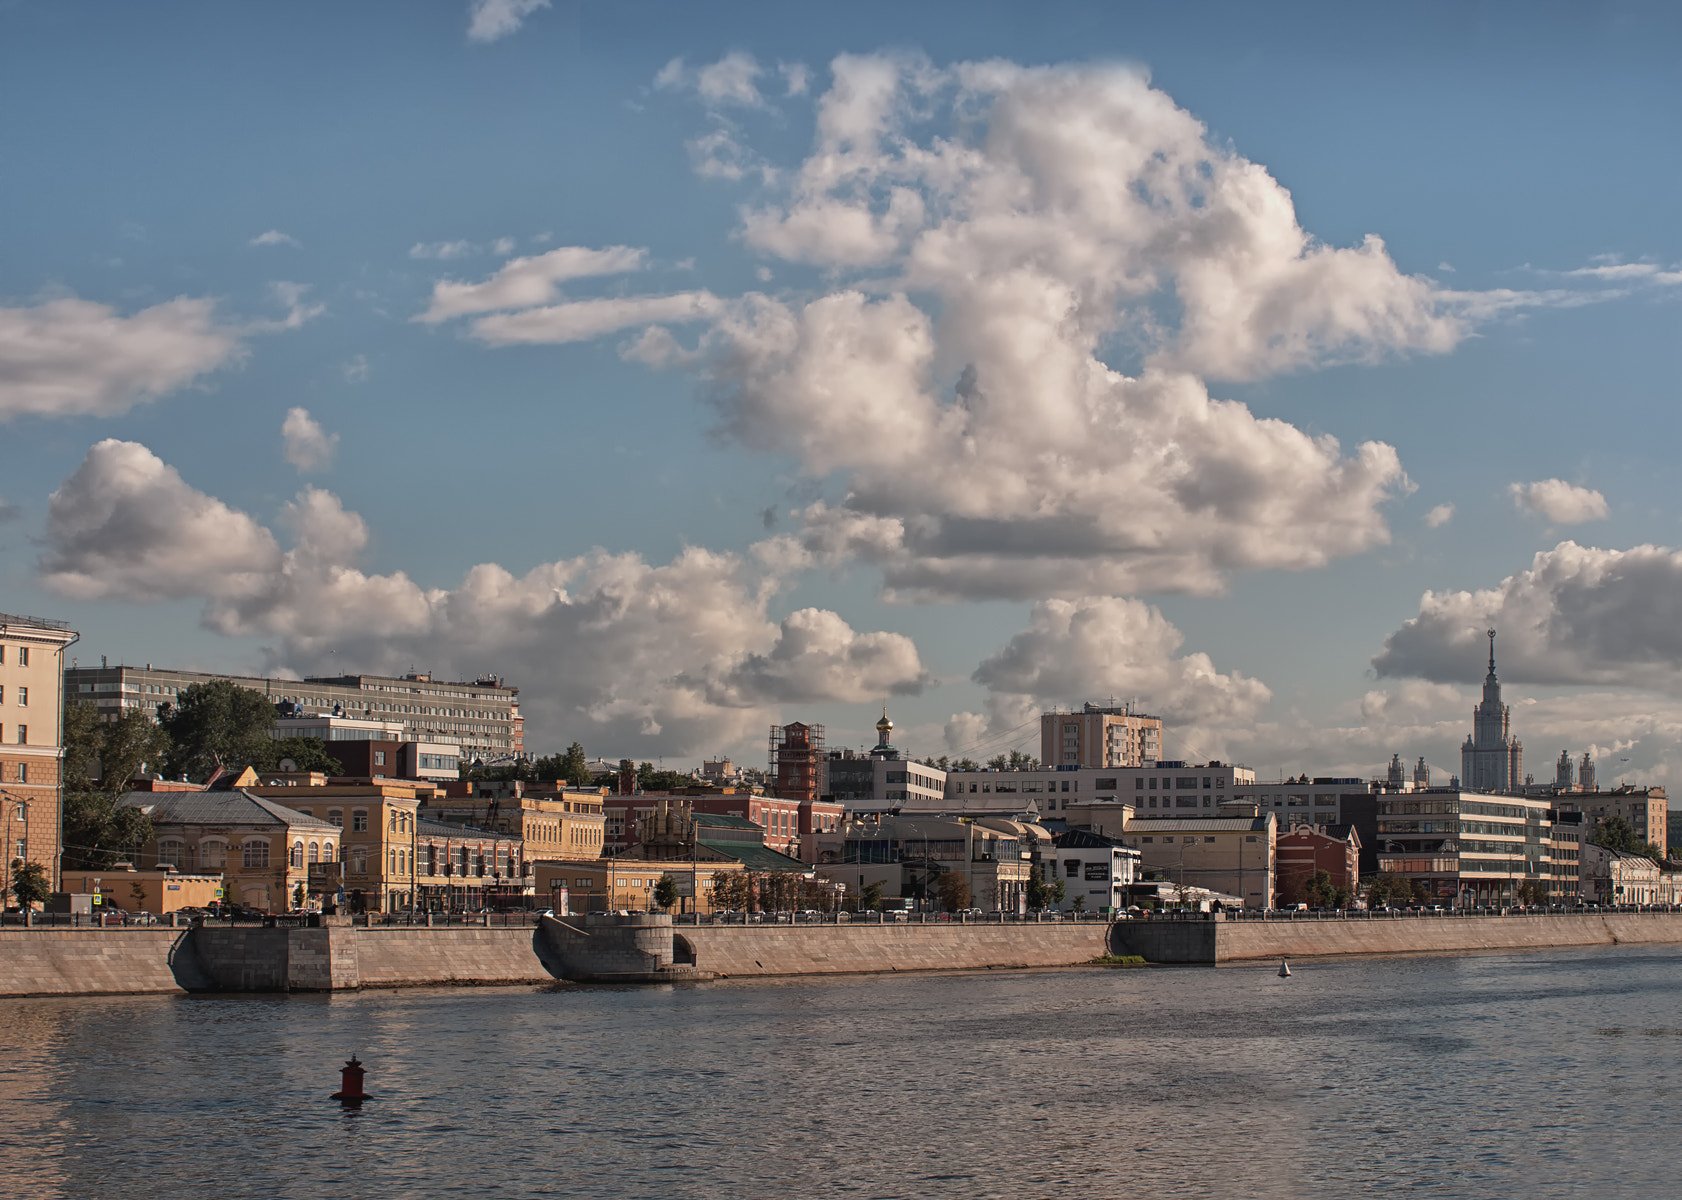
[0,611,79,897]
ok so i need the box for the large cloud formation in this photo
[40,440,930,754]
[945,596,1271,759]
[427,55,1471,599]
[1374,541,1682,690]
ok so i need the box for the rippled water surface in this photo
[3,945,1680,1198]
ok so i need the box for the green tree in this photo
[97,708,174,787]
[8,859,50,910]
[62,791,155,871]
[986,749,1042,770]
[654,875,679,910]
[1365,871,1420,909]
[159,680,281,781]
[951,758,980,771]
[263,737,343,776]
[860,881,884,911]
[292,882,305,909]
[1590,815,1664,860]
[556,742,593,787]
[935,871,972,911]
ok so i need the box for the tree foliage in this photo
[62,791,155,871]
[654,875,679,910]
[935,871,972,912]
[1365,871,1424,908]
[986,749,1041,770]
[264,737,343,776]
[159,680,281,781]
[8,860,50,910]
[1589,814,1664,860]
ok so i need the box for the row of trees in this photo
[914,749,1042,772]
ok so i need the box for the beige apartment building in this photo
[1041,702,1163,769]
[423,787,605,862]
[248,780,427,913]
[0,611,78,896]
[119,775,339,912]
[1121,813,1278,909]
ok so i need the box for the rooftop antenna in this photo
[1487,628,1497,675]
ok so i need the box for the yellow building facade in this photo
[0,611,79,898]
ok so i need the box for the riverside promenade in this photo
[5,908,1682,996]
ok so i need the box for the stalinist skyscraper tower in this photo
[1461,629,1523,791]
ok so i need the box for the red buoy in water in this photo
[331,1055,371,1103]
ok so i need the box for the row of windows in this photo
[0,646,30,666]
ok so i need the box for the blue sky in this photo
[3,1,1680,783]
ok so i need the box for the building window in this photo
[16,648,26,667]
[1204,836,1216,844]
[308,842,320,864]
[157,839,184,867]
[374,751,386,766]
[243,840,271,868]
[15,687,25,708]
[17,763,26,784]
[290,841,305,869]
[323,843,335,862]
[1135,778,1143,790]
[200,841,226,869]
[352,810,368,832]
[351,848,367,874]
[15,726,24,745]
[328,810,343,827]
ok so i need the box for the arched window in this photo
[388,848,397,875]
[308,842,320,864]
[323,842,335,863]
[290,841,304,869]
[243,839,271,868]
[199,840,226,870]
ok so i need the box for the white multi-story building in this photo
[940,761,1256,817]
[64,664,522,758]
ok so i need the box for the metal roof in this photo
[117,788,339,831]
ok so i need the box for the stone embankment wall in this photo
[1114,912,1682,963]
[10,913,1682,996]
[356,928,555,988]
[680,921,1113,977]
[0,928,211,996]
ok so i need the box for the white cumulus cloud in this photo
[1509,478,1608,524]
[466,0,549,43]
[282,407,339,472]
[1374,540,1682,689]
[39,439,282,601]
[1424,503,1455,528]
[0,296,245,420]
[38,440,930,755]
[945,596,1271,761]
[250,229,300,248]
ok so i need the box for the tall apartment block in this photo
[1,612,79,891]
[1041,702,1163,769]
[63,664,523,759]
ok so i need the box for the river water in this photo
[1,944,1677,1199]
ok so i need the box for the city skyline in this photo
[3,2,1681,784]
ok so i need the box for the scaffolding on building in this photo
[769,722,825,804]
